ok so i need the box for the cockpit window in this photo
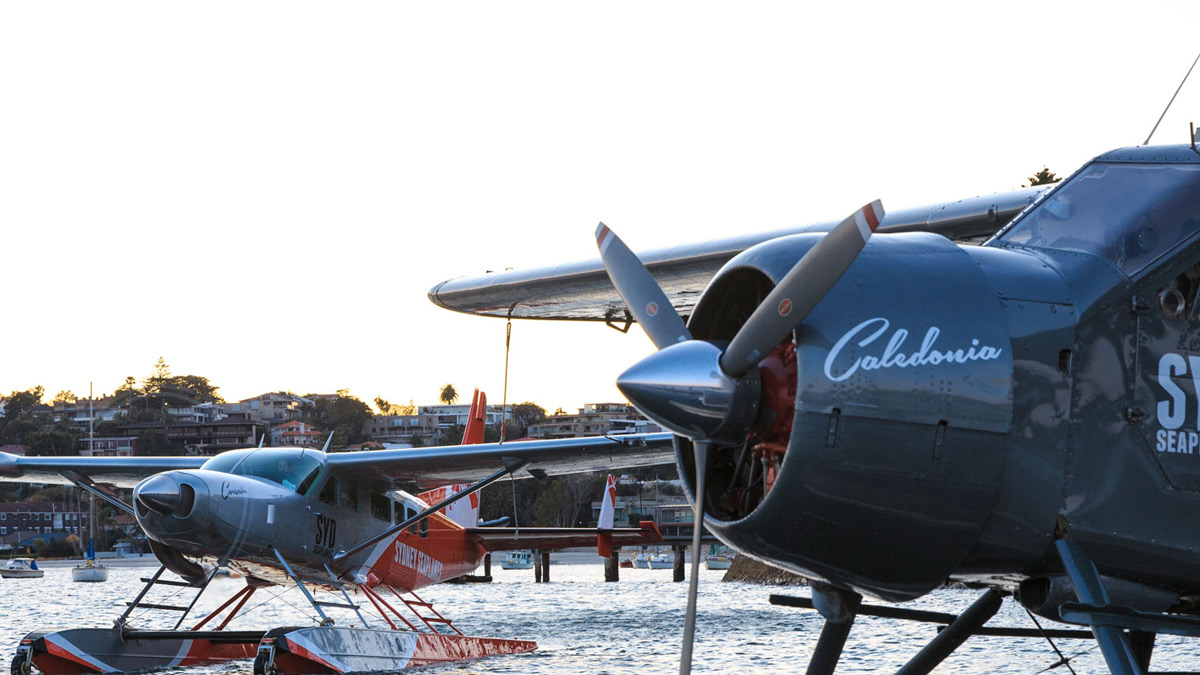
[200,450,245,474]
[202,449,324,495]
[999,162,1200,275]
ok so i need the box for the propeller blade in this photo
[678,441,710,675]
[596,223,693,349]
[720,200,884,377]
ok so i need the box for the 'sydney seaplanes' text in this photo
[393,540,444,582]
[823,317,1005,382]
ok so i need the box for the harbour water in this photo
[2,559,1196,674]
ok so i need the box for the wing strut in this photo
[332,457,530,565]
[61,471,136,516]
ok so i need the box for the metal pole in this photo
[893,589,1004,675]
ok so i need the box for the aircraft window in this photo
[295,464,323,495]
[1000,162,1200,275]
[341,485,361,512]
[370,493,391,522]
[319,477,339,506]
[201,449,252,474]
[225,450,325,494]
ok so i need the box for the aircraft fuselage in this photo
[133,451,485,590]
[678,145,1200,610]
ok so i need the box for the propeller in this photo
[594,200,884,674]
[596,223,693,349]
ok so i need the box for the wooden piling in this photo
[604,548,620,582]
[534,549,542,583]
[483,553,491,577]
[541,551,551,582]
[673,545,685,582]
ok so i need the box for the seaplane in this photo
[3,390,668,675]
[430,143,1200,674]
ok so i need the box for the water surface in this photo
[3,561,1194,674]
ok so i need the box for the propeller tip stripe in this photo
[865,200,883,231]
[595,223,612,250]
[853,200,884,240]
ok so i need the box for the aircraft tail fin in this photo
[461,389,487,445]
[417,390,488,528]
[597,474,618,558]
[418,483,481,528]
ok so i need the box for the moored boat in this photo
[647,553,673,569]
[635,552,673,569]
[72,539,108,583]
[1,558,44,579]
[499,551,534,570]
[704,554,735,570]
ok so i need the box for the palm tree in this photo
[439,384,459,406]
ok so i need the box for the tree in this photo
[53,390,76,405]
[112,361,222,415]
[511,402,547,426]
[144,357,172,394]
[300,392,373,446]
[134,431,185,456]
[439,384,459,406]
[26,429,79,456]
[0,387,46,445]
[170,375,223,403]
[1024,166,1060,187]
[374,397,392,415]
[531,479,572,526]
[437,424,466,446]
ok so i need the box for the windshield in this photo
[201,448,325,494]
[999,162,1200,275]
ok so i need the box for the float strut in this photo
[1130,630,1155,673]
[1055,539,1144,675]
[894,589,1003,675]
[805,583,862,675]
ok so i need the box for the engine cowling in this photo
[679,232,1016,601]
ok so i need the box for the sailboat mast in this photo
[88,383,95,546]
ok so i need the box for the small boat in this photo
[500,551,534,570]
[647,553,674,569]
[72,540,108,583]
[704,554,735,570]
[635,552,673,569]
[1,558,44,579]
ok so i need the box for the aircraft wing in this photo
[325,433,676,490]
[0,435,675,491]
[428,186,1047,321]
[0,454,209,488]
[467,521,663,553]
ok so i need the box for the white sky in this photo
[2,1,1199,413]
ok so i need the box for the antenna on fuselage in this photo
[321,433,334,453]
[1144,48,1200,145]
[258,434,266,449]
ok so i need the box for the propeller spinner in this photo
[595,200,884,674]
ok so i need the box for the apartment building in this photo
[528,403,660,439]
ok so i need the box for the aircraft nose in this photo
[616,339,760,441]
[137,474,181,516]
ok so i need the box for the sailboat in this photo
[72,387,108,583]
[71,537,107,582]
